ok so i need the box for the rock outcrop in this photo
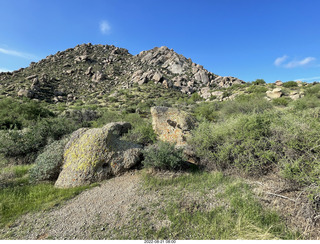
[55,122,142,188]
[266,88,283,99]
[150,106,195,147]
[0,43,245,102]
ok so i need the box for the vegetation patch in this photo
[142,141,186,170]
[0,164,93,227]
[97,171,298,240]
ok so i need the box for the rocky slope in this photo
[0,43,244,103]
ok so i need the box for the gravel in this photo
[0,171,144,239]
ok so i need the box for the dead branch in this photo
[265,191,296,202]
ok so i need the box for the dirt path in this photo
[1,170,320,240]
[0,171,145,239]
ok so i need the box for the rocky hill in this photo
[0,43,244,103]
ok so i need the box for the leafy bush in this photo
[305,84,320,97]
[189,113,275,174]
[270,111,320,185]
[246,85,268,94]
[292,96,320,110]
[92,111,157,145]
[192,102,221,122]
[0,117,79,164]
[190,105,320,185]
[189,92,202,102]
[29,137,69,182]
[282,81,298,88]
[0,98,53,129]
[91,110,122,128]
[220,94,273,118]
[123,121,157,145]
[272,97,291,107]
[222,91,232,98]
[252,79,266,85]
[142,141,186,170]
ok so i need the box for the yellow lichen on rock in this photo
[54,122,142,188]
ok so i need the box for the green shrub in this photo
[247,85,268,94]
[92,111,156,145]
[0,117,79,164]
[280,159,319,185]
[142,141,186,170]
[305,84,320,97]
[292,96,320,110]
[123,122,157,145]
[220,94,273,118]
[0,127,48,161]
[272,97,291,107]
[282,81,298,88]
[29,137,69,182]
[270,112,320,185]
[189,113,275,174]
[252,79,266,85]
[189,92,202,102]
[91,110,122,128]
[209,95,217,101]
[222,91,232,98]
[192,102,221,122]
[0,98,53,129]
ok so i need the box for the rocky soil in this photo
[0,171,144,239]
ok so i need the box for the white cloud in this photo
[100,20,111,35]
[0,67,12,73]
[285,57,316,68]
[274,55,288,66]
[0,47,36,60]
[274,55,316,68]
[294,76,320,82]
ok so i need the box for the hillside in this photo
[1,43,320,240]
[0,43,243,103]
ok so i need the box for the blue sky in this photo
[0,0,319,83]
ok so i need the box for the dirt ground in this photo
[0,169,320,240]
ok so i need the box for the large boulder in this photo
[266,88,282,99]
[150,106,195,147]
[55,122,143,188]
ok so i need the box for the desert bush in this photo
[246,85,268,94]
[0,117,79,164]
[29,136,69,182]
[189,113,276,174]
[192,102,222,122]
[190,108,320,180]
[292,96,320,110]
[220,94,273,118]
[189,92,202,102]
[0,98,53,129]
[272,97,291,107]
[270,112,320,185]
[91,110,122,128]
[305,84,320,97]
[282,81,298,88]
[92,111,156,145]
[222,91,232,98]
[142,141,186,170]
[122,118,157,145]
[252,79,266,85]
